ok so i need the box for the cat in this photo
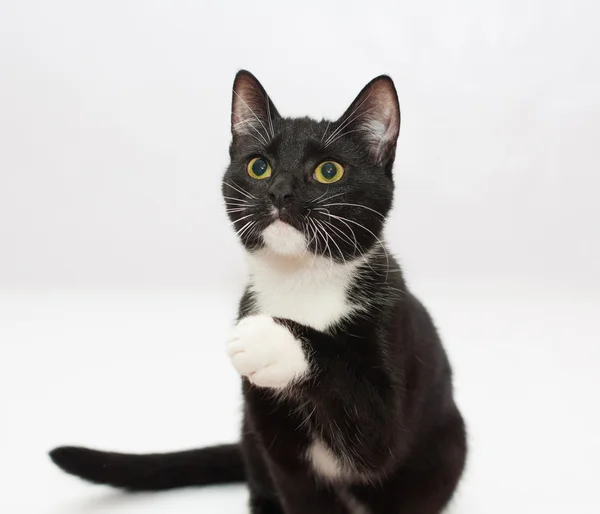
[50,70,467,513]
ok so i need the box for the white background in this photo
[1,0,599,513]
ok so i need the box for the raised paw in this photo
[226,315,309,389]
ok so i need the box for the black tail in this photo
[49,443,245,491]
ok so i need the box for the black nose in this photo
[268,177,295,207]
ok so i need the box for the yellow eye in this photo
[314,161,344,184]
[247,157,272,180]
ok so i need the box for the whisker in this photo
[234,220,253,237]
[318,219,346,266]
[236,220,257,240]
[324,93,374,146]
[321,119,332,142]
[224,202,253,209]
[307,218,321,268]
[324,108,375,147]
[324,128,365,148]
[313,187,332,205]
[229,213,255,225]
[223,195,251,203]
[314,191,347,205]
[320,219,359,256]
[324,107,373,145]
[296,405,317,431]
[315,210,390,281]
[223,181,256,200]
[224,201,253,209]
[225,200,256,207]
[245,221,262,247]
[265,94,275,139]
[231,180,257,200]
[315,208,360,252]
[320,202,385,219]
[312,219,334,278]
[298,216,316,259]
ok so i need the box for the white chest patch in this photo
[306,438,350,481]
[246,248,365,331]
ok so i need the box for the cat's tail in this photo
[49,444,245,491]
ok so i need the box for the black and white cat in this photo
[50,71,467,513]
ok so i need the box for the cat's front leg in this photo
[227,315,310,389]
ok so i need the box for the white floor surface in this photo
[1,280,599,513]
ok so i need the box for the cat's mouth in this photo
[270,206,299,229]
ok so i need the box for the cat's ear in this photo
[335,75,400,165]
[231,70,280,143]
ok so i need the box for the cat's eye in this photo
[247,157,272,180]
[314,161,344,184]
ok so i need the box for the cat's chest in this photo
[247,254,361,331]
[252,278,350,331]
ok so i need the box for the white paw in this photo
[226,315,309,389]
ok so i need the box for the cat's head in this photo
[222,70,400,261]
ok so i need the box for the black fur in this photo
[50,70,467,513]
[49,444,244,491]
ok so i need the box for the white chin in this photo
[261,221,307,257]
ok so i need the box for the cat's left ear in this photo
[231,70,280,143]
[335,75,400,165]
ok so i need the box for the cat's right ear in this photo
[231,70,279,144]
[334,75,400,166]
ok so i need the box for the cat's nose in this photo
[268,177,295,207]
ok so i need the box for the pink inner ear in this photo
[358,84,400,162]
[334,77,400,163]
[231,72,274,140]
[232,85,263,137]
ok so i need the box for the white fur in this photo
[261,220,307,256]
[339,489,371,514]
[227,315,309,389]
[246,246,368,331]
[306,438,349,481]
[365,119,387,141]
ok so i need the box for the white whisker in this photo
[321,120,332,142]
[234,220,253,236]
[229,213,255,225]
[224,201,253,209]
[319,219,346,266]
[222,195,251,203]
[313,191,347,205]
[307,218,321,268]
[320,219,359,256]
[313,187,332,205]
[324,92,374,146]
[315,208,360,252]
[223,181,256,200]
[245,221,262,246]
[312,219,334,279]
[265,95,275,139]
[316,210,390,281]
[324,128,364,148]
[225,202,253,209]
[236,220,257,240]
[321,202,385,219]
[324,108,374,147]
